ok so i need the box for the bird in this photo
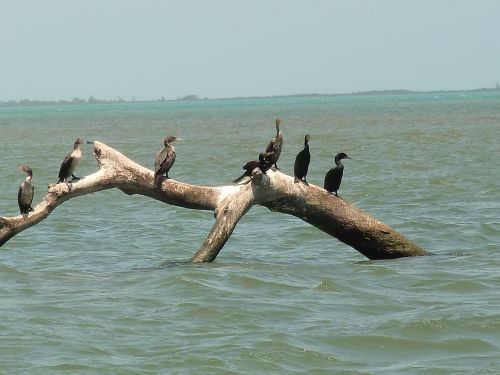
[265,117,283,169]
[232,152,273,184]
[58,138,84,183]
[294,135,311,182]
[18,166,34,214]
[154,135,177,188]
[324,152,350,196]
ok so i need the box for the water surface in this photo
[1,92,499,373]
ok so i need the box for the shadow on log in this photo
[0,142,430,261]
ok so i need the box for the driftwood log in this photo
[0,142,429,261]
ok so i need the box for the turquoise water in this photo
[1,92,499,373]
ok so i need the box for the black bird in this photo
[294,134,311,182]
[154,135,177,188]
[265,117,283,169]
[18,166,34,214]
[324,152,350,196]
[233,152,273,184]
[58,138,84,183]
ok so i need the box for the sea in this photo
[0,92,499,374]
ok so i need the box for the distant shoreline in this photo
[1,87,499,108]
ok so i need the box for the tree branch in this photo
[0,141,430,260]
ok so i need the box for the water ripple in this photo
[2,94,500,373]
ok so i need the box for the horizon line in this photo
[1,86,499,106]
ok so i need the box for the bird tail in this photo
[232,173,247,184]
[19,206,33,215]
[154,174,163,188]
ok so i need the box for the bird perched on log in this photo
[233,152,273,184]
[324,152,350,196]
[265,117,283,169]
[154,135,178,188]
[18,166,34,214]
[58,138,84,183]
[294,135,311,183]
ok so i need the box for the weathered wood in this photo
[0,141,430,260]
[191,186,254,263]
[261,179,426,259]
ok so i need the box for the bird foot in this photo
[294,177,309,186]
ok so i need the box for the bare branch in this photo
[0,141,429,260]
[0,142,225,246]
[261,180,426,259]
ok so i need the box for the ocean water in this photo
[0,92,499,374]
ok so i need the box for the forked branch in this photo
[0,142,429,261]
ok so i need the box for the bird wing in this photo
[294,149,310,175]
[242,160,259,171]
[58,153,73,179]
[266,132,283,162]
[324,166,343,191]
[17,183,34,211]
[294,149,304,163]
[295,150,311,165]
[265,137,276,153]
[324,168,336,189]
[155,147,176,174]
[154,148,167,173]
[163,148,176,169]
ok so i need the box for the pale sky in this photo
[1,0,499,101]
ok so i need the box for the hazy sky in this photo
[1,0,499,101]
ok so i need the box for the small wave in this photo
[0,263,28,277]
[44,363,92,371]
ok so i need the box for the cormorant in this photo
[294,135,311,182]
[18,166,34,214]
[232,152,273,184]
[265,118,283,169]
[324,152,350,196]
[58,138,84,183]
[154,135,177,188]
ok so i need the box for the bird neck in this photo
[25,175,32,183]
[276,131,283,143]
[335,157,343,166]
